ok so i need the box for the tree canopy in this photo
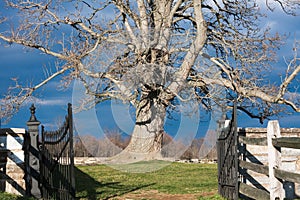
[0,0,300,157]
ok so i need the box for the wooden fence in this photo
[238,120,300,199]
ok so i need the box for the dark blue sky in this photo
[1,2,300,141]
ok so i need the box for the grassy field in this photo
[76,161,223,199]
[0,161,223,199]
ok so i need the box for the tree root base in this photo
[106,150,163,164]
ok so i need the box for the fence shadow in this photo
[75,167,155,200]
[0,128,27,196]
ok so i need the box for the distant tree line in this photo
[73,130,217,160]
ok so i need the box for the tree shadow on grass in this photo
[75,167,155,200]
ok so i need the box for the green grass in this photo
[76,161,223,199]
[0,161,224,199]
[0,192,34,200]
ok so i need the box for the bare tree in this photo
[74,135,93,157]
[0,0,300,160]
[104,129,130,150]
[180,138,203,160]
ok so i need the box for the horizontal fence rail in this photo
[237,121,300,200]
[272,137,300,149]
[218,119,300,200]
[238,136,267,146]
[239,182,270,200]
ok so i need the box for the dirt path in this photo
[111,190,216,200]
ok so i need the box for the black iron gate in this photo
[39,103,75,199]
[217,102,239,200]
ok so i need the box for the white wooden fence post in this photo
[267,120,283,200]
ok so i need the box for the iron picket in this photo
[40,104,75,200]
[217,101,239,200]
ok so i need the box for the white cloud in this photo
[25,96,67,106]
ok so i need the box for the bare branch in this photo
[0,34,68,60]
[277,65,300,101]
[168,0,207,95]
[1,0,299,125]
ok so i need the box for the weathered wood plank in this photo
[275,168,300,183]
[280,128,300,134]
[239,136,267,146]
[239,160,269,175]
[238,127,267,133]
[272,137,300,149]
[239,182,270,200]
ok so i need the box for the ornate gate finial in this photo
[29,104,38,122]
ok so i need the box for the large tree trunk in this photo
[111,95,167,163]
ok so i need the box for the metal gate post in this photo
[217,100,239,200]
[233,99,239,200]
[26,104,41,198]
[68,103,76,198]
